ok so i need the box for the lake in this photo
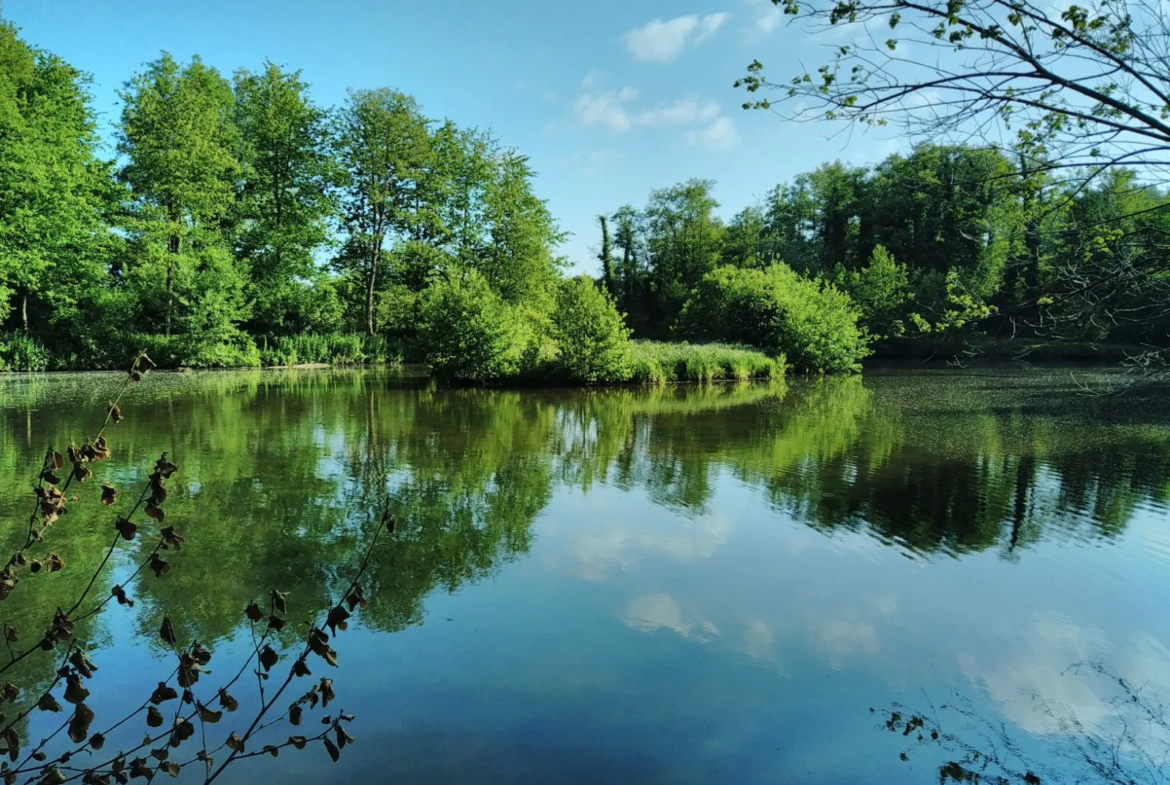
[3,368,1170,784]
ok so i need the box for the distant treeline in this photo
[597,152,1170,360]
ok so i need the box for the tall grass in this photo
[627,341,784,385]
[258,333,402,367]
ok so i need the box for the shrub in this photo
[550,277,632,383]
[835,244,912,339]
[121,332,261,369]
[677,264,870,373]
[0,332,50,371]
[628,341,783,385]
[417,270,531,382]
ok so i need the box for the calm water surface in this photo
[2,368,1170,784]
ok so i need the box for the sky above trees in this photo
[5,0,907,273]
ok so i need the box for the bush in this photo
[628,341,783,385]
[122,332,261,369]
[835,244,911,339]
[0,333,50,371]
[550,277,632,383]
[417,270,531,382]
[677,264,870,373]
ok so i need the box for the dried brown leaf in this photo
[196,704,221,724]
[158,617,176,646]
[244,602,264,623]
[69,648,97,678]
[114,518,137,541]
[168,720,193,748]
[148,555,170,578]
[319,678,335,707]
[127,757,152,781]
[322,738,339,763]
[37,693,62,712]
[225,733,243,752]
[38,766,66,785]
[64,675,90,705]
[216,689,238,713]
[159,527,183,551]
[146,707,164,728]
[258,645,278,672]
[112,585,134,607]
[325,606,350,637]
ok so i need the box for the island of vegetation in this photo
[0,12,1166,383]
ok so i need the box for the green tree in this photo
[836,244,911,338]
[643,178,725,332]
[0,22,115,343]
[333,88,432,335]
[232,61,337,335]
[551,276,632,383]
[117,53,245,340]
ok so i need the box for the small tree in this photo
[837,245,911,339]
[417,270,530,382]
[551,277,632,383]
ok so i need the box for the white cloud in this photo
[574,87,639,133]
[747,0,785,32]
[575,89,731,140]
[624,12,730,62]
[685,116,741,149]
[580,70,605,89]
[638,97,721,126]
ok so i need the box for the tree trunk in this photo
[366,240,380,337]
[166,210,180,337]
[598,215,615,297]
[20,291,28,333]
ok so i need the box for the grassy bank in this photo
[0,332,403,372]
[627,341,784,385]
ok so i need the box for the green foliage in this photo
[129,331,261,368]
[627,341,783,385]
[117,53,246,339]
[0,332,49,371]
[836,244,911,338]
[417,270,531,382]
[549,277,632,383]
[678,264,870,373]
[258,333,401,366]
[232,62,338,335]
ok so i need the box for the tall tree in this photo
[0,21,113,339]
[118,53,244,338]
[478,150,564,308]
[643,178,724,331]
[333,88,431,335]
[232,61,337,334]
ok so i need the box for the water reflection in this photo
[2,369,1170,783]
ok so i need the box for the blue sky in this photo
[6,0,907,275]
